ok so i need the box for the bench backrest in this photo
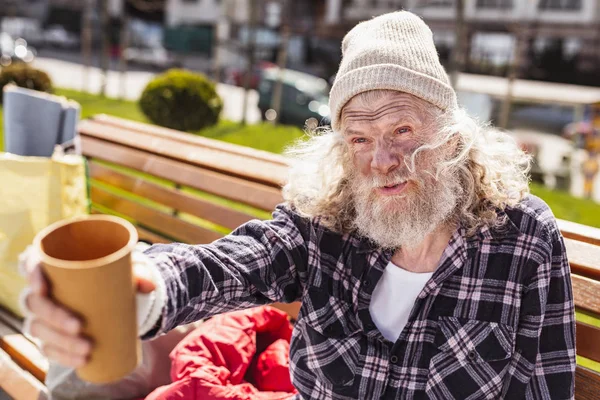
[557,219,600,399]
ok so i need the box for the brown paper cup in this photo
[34,215,140,384]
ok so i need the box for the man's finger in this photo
[28,264,48,295]
[29,319,92,357]
[40,343,87,368]
[26,293,81,335]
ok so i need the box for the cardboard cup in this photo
[34,215,140,383]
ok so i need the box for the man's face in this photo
[341,91,461,249]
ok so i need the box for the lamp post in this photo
[241,0,259,126]
[269,0,289,125]
[499,0,536,129]
[449,0,465,89]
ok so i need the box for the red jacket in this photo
[145,306,297,400]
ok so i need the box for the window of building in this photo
[370,0,406,8]
[476,0,513,9]
[422,0,454,6]
[538,0,582,10]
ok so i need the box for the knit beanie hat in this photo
[329,11,458,131]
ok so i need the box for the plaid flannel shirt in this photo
[144,195,576,399]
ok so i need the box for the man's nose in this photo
[371,144,400,175]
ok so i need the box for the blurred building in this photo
[0,0,48,21]
[161,0,216,55]
[213,0,600,85]
[0,0,83,46]
[216,0,335,78]
[2,0,597,85]
[323,0,600,85]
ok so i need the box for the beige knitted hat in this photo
[329,11,458,131]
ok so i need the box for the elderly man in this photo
[22,11,575,400]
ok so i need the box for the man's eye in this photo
[352,137,367,144]
[395,127,411,135]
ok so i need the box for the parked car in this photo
[123,46,182,70]
[0,33,36,67]
[43,25,79,49]
[258,68,330,127]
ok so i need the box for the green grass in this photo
[576,310,600,371]
[56,88,149,123]
[530,182,600,228]
[0,87,307,155]
[56,88,306,155]
[200,119,306,154]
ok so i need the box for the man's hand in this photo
[19,246,157,368]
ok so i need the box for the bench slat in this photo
[564,238,600,280]
[91,186,223,244]
[91,208,172,244]
[0,307,23,331]
[79,119,288,188]
[576,366,600,400]
[0,348,47,400]
[82,136,283,212]
[136,226,172,245]
[559,219,600,247]
[576,321,600,364]
[0,310,48,383]
[271,302,301,322]
[88,114,290,167]
[89,162,256,230]
[573,274,600,316]
[0,331,47,383]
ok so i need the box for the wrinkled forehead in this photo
[340,90,438,131]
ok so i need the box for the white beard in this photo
[350,165,462,250]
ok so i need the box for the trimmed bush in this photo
[139,69,223,132]
[0,64,53,102]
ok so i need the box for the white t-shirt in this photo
[369,261,433,342]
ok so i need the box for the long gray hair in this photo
[282,90,531,236]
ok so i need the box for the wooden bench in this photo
[1,114,599,399]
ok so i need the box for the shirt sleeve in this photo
[141,205,309,339]
[502,227,577,399]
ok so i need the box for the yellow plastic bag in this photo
[0,151,88,317]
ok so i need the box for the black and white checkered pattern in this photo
[144,195,575,399]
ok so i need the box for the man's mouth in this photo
[378,180,408,195]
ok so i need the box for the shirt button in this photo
[363,278,371,288]
[468,350,477,360]
[366,323,375,330]
[390,355,399,364]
